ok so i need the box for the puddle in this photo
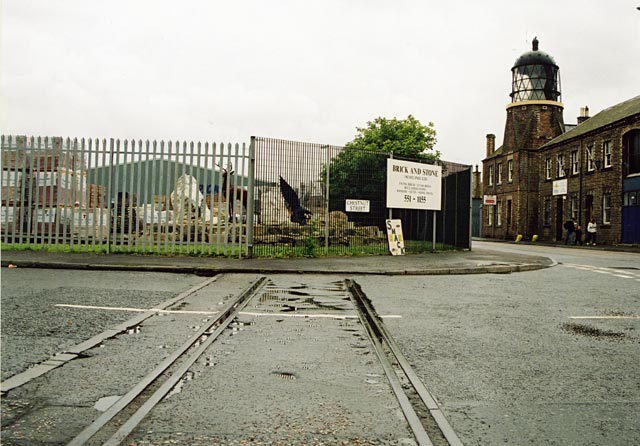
[94,395,122,412]
[561,322,626,340]
[256,280,353,313]
[165,371,195,399]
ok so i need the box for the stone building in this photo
[482,38,640,245]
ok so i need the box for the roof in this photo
[485,145,505,160]
[543,95,640,147]
[513,50,557,69]
[512,37,558,69]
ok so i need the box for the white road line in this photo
[54,304,402,320]
[55,304,220,315]
[563,263,639,279]
[569,316,640,319]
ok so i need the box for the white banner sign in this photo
[553,179,568,196]
[345,199,370,213]
[386,159,442,210]
[483,195,497,205]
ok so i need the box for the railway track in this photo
[65,276,269,446]
[3,275,462,445]
[347,280,463,446]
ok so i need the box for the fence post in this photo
[106,138,115,254]
[432,210,437,252]
[468,168,473,250]
[324,145,330,250]
[246,136,256,258]
[388,152,393,221]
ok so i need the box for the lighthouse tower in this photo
[503,37,565,151]
[483,38,566,240]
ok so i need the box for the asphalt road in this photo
[359,242,640,445]
[1,244,639,445]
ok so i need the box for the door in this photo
[506,199,512,236]
[585,194,594,223]
[556,197,564,241]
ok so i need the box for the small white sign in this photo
[553,179,568,196]
[386,219,405,256]
[386,159,442,210]
[0,207,17,223]
[483,195,497,205]
[345,199,370,213]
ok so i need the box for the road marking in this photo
[563,263,640,280]
[55,304,220,315]
[569,316,640,319]
[55,304,402,320]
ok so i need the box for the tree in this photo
[321,115,440,227]
[344,115,439,161]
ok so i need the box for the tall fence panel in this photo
[1,135,251,257]
[252,137,389,256]
[253,137,471,256]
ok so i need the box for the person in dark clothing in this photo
[564,219,575,245]
[575,224,583,245]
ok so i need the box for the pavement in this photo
[3,237,638,276]
[0,243,557,276]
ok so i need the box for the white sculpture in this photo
[170,175,217,224]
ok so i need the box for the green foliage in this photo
[302,221,320,257]
[321,115,441,225]
[345,115,439,161]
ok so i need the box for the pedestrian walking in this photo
[586,217,598,245]
[564,219,576,245]
[575,225,583,245]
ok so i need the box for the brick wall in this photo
[537,119,640,244]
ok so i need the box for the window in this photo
[545,157,552,179]
[543,197,552,225]
[624,130,640,175]
[571,194,579,220]
[488,166,494,186]
[496,200,502,226]
[603,141,612,168]
[557,154,566,177]
[487,206,493,226]
[586,146,596,171]
[602,193,611,224]
[624,190,638,206]
[571,150,579,174]
[508,159,514,182]
[497,163,503,184]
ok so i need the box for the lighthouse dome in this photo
[510,37,561,103]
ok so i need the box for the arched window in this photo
[623,129,640,176]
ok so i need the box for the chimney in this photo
[473,165,482,198]
[486,134,496,157]
[577,106,590,124]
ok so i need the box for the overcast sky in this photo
[2,0,639,169]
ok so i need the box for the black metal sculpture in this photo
[279,176,312,225]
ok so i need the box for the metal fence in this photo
[1,135,471,257]
[1,135,251,256]
[252,137,472,256]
